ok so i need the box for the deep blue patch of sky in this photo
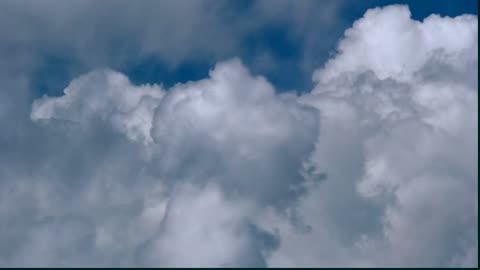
[30,0,478,98]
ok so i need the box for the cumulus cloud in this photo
[268,5,477,267]
[0,3,477,268]
[31,59,320,206]
[32,70,165,145]
[0,58,319,267]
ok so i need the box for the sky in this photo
[0,0,478,267]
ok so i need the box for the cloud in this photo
[31,59,320,207]
[0,3,477,268]
[267,5,477,267]
[0,0,342,68]
[0,0,348,96]
[139,184,265,267]
[32,69,165,145]
[314,5,477,84]
[0,58,319,267]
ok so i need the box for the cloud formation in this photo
[4,58,319,267]
[270,5,477,267]
[0,4,477,267]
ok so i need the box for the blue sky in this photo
[30,0,478,98]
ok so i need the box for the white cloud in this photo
[0,58,318,267]
[314,5,477,83]
[32,69,165,145]
[140,184,258,267]
[268,4,477,267]
[0,4,477,268]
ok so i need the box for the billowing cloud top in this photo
[0,3,477,268]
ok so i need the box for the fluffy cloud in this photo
[268,5,477,267]
[0,4,477,268]
[32,70,165,145]
[0,58,319,267]
[31,59,320,207]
